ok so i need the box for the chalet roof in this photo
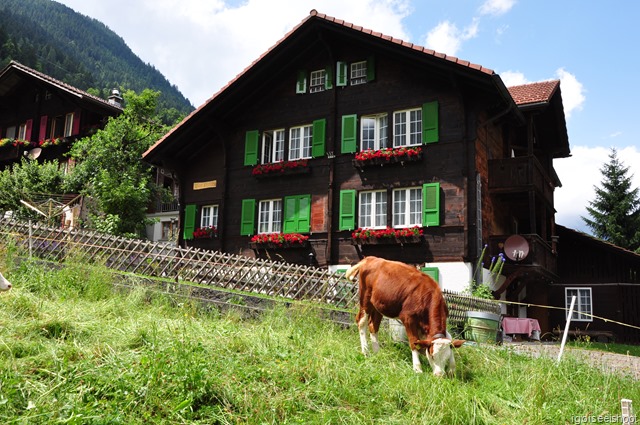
[557,224,640,263]
[507,80,560,106]
[0,60,123,113]
[144,9,518,162]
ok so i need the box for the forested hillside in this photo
[0,0,193,117]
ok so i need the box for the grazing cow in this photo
[0,271,11,291]
[346,256,464,376]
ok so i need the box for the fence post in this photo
[557,295,576,363]
[28,219,33,259]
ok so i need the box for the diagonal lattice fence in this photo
[0,218,500,326]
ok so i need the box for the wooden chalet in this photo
[144,10,636,340]
[0,60,122,169]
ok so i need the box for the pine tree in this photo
[582,148,640,252]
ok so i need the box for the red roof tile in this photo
[507,80,559,105]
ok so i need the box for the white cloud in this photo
[500,71,529,87]
[554,145,640,233]
[479,0,516,16]
[425,19,479,57]
[555,68,585,119]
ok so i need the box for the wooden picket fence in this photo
[0,218,500,328]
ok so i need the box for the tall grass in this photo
[0,259,638,424]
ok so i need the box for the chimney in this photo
[108,88,123,107]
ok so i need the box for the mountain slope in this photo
[0,0,193,116]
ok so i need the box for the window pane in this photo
[274,130,284,162]
[394,112,406,147]
[374,191,387,227]
[302,126,313,158]
[362,118,375,151]
[409,109,422,145]
[379,115,388,148]
[290,128,301,160]
[262,132,273,164]
[409,188,422,225]
[310,70,326,93]
[393,190,406,226]
[359,192,373,228]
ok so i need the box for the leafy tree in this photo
[582,148,640,252]
[66,89,171,237]
[0,158,68,222]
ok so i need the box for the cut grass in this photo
[0,259,638,424]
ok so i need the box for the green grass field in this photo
[0,259,638,424]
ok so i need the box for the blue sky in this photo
[56,0,640,234]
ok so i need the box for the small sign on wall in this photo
[193,180,217,190]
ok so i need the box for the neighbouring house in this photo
[0,60,179,241]
[142,10,639,342]
[0,60,123,169]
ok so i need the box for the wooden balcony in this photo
[488,156,554,207]
[488,233,557,277]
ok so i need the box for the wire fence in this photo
[0,218,500,328]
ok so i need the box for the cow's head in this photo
[0,272,11,292]
[417,334,465,377]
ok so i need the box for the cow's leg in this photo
[356,309,370,355]
[402,317,424,373]
[368,310,383,353]
[447,351,456,377]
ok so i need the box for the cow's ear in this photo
[451,339,465,348]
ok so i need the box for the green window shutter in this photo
[183,204,197,240]
[422,101,439,144]
[297,195,311,233]
[312,119,326,158]
[283,195,311,233]
[339,190,357,231]
[421,267,440,284]
[423,183,440,226]
[240,199,256,236]
[336,61,347,87]
[325,66,333,90]
[341,114,358,154]
[244,130,259,166]
[366,56,375,82]
[296,70,307,94]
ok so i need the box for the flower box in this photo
[193,226,218,239]
[249,233,309,249]
[353,146,423,168]
[252,160,310,178]
[351,226,423,245]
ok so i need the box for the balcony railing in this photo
[488,156,554,206]
[488,233,557,277]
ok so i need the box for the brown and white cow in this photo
[0,271,12,291]
[345,256,464,376]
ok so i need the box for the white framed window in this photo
[309,70,326,93]
[289,124,313,160]
[200,205,219,228]
[258,199,282,234]
[5,126,16,139]
[361,114,388,151]
[17,123,27,140]
[565,288,593,322]
[392,187,422,228]
[350,61,367,85]
[359,190,387,228]
[393,108,422,147]
[261,129,285,164]
[64,112,74,137]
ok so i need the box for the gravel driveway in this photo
[507,342,640,380]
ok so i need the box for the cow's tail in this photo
[345,260,364,282]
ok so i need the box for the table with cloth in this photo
[502,317,541,340]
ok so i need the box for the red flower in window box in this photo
[193,225,218,239]
[0,138,30,149]
[351,226,423,244]
[38,138,66,148]
[251,159,309,176]
[250,232,309,248]
[353,146,422,168]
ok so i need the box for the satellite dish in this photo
[504,234,529,261]
[27,148,42,160]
